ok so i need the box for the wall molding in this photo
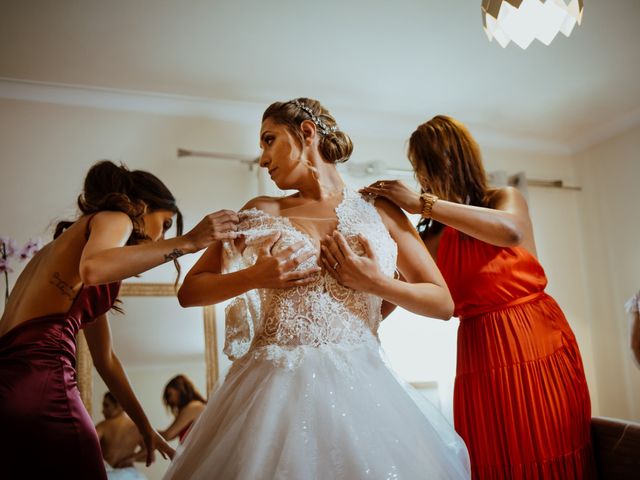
[1,77,637,157]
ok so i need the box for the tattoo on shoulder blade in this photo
[50,272,77,300]
[164,249,185,262]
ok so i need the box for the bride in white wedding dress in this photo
[166,98,470,479]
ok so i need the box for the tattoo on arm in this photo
[50,272,77,300]
[164,249,185,262]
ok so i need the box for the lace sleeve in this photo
[219,209,278,361]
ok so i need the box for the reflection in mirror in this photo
[88,283,215,480]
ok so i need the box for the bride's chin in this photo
[272,178,294,191]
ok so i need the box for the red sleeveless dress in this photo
[437,226,594,479]
[179,421,194,443]
[0,281,120,479]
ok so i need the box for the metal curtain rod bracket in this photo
[508,174,581,191]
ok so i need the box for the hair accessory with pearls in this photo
[292,100,338,136]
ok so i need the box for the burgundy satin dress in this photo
[0,281,120,479]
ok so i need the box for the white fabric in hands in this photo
[163,187,470,479]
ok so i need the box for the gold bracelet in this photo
[420,193,438,219]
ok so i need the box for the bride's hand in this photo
[250,232,321,289]
[360,180,422,215]
[321,232,384,293]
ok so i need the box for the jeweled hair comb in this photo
[292,100,338,136]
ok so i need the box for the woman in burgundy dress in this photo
[0,160,240,479]
[355,116,595,479]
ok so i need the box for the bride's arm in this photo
[321,198,453,320]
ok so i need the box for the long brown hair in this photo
[163,374,206,416]
[262,97,353,164]
[408,115,491,237]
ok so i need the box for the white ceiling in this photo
[1,0,639,153]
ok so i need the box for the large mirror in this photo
[78,283,219,480]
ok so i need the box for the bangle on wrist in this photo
[420,193,438,219]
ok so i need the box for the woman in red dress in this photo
[359,116,594,479]
[0,160,240,479]
[160,374,207,444]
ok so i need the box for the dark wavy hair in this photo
[262,97,353,164]
[54,160,184,280]
[163,374,207,416]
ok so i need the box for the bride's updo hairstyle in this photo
[262,97,353,164]
[54,160,183,245]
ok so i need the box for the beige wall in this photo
[1,96,638,454]
[572,125,640,421]
[0,97,258,268]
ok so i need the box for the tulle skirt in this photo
[164,342,470,480]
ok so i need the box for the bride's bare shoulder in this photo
[240,196,282,216]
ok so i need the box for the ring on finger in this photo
[332,262,340,270]
[379,181,385,187]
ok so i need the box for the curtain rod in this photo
[177,148,259,169]
[387,168,581,191]
[178,149,582,191]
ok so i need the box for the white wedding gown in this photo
[164,188,470,480]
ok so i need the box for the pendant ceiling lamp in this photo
[481,0,584,49]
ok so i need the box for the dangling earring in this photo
[308,164,319,182]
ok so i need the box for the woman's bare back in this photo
[98,415,142,468]
[0,216,92,338]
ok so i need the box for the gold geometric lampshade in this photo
[482,0,584,49]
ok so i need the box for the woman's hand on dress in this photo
[141,428,175,466]
[183,210,241,251]
[360,180,422,215]
[321,232,385,293]
[250,232,321,289]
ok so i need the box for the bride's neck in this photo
[296,162,344,201]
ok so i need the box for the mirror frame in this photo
[77,282,219,415]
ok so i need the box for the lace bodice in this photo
[221,187,397,368]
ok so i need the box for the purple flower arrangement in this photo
[1,236,42,304]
